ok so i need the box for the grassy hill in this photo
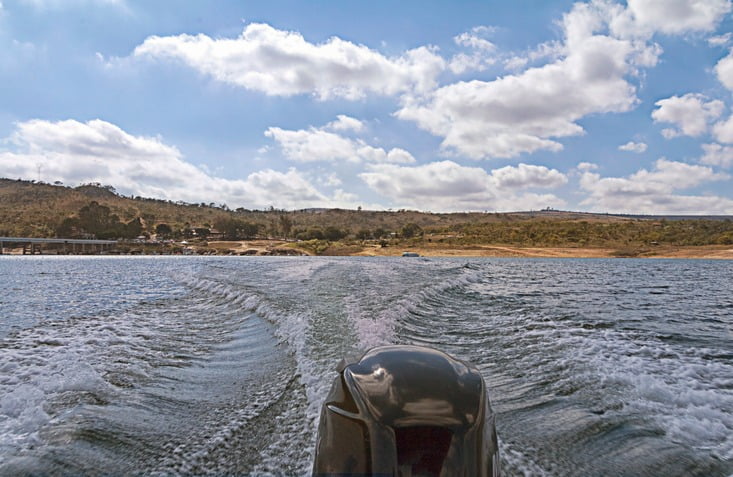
[1,179,732,253]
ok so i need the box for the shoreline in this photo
[350,244,733,259]
[200,240,733,259]
[5,241,732,259]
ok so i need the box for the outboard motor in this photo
[313,345,500,476]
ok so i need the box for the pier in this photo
[0,237,118,255]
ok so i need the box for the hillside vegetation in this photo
[1,179,732,254]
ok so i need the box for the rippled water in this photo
[0,256,731,476]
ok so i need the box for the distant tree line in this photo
[450,219,733,246]
[212,218,260,240]
[56,201,142,239]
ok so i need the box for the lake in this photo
[1,256,731,476]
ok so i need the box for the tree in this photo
[213,218,260,240]
[400,223,423,239]
[279,214,293,238]
[56,217,80,238]
[324,226,347,241]
[155,223,173,238]
[194,227,210,239]
[241,222,260,239]
[356,229,372,240]
[124,218,143,238]
[74,201,129,238]
[297,228,324,240]
[78,201,115,234]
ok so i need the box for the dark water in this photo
[0,256,731,476]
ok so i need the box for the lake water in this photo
[0,256,731,476]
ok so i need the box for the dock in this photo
[0,237,118,255]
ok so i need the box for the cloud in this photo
[448,26,497,74]
[133,22,445,100]
[327,115,364,132]
[652,93,724,138]
[708,32,732,47]
[359,160,566,211]
[619,141,648,153]
[398,38,638,158]
[264,127,358,163]
[713,115,733,143]
[264,119,416,164]
[613,0,731,36]
[700,143,733,168]
[321,172,342,187]
[395,0,728,160]
[454,26,497,51]
[397,2,656,159]
[578,162,599,171]
[503,40,566,73]
[716,50,733,90]
[579,158,733,213]
[490,163,568,189]
[0,118,339,209]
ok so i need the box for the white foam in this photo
[0,344,114,460]
[606,352,733,459]
[500,439,551,477]
[467,272,733,463]
[346,260,484,350]
[178,271,331,465]
[1,264,291,467]
[545,325,733,460]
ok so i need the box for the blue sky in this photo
[1,0,733,213]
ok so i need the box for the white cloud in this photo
[579,158,733,213]
[358,146,416,165]
[652,93,724,138]
[398,34,638,158]
[713,115,733,143]
[504,40,565,73]
[619,141,648,153]
[449,26,497,74]
[490,163,568,189]
[503,56,529,72]
[701,143,733,168]
[326,115,364,132]
[265,127,359,163]
[397,2,657,159]
[133,22,445,100]
[612,0,731,36]
[265,119,416,164]
[332,188,359,204]
[321,172,342,187]
[454,26,497,51]
[578,162,599,171]
[716,50,733,90]
[448,53,492,74]
[395,0,728,160]
[708,32,732,47]
[359,160,566,211]
[0,118,340,209]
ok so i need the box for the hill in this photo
[1,178,732,256]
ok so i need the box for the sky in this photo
[1,0,733,214]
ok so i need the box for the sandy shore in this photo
[4,240,731,259]
[207,241,733,259]
[353,244,733,259]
